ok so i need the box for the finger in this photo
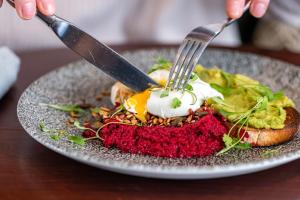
[14,0,36,20]
[36,0,55,15]
[226,0,246,19]
[250,0,270,18]
[0,0,3,8]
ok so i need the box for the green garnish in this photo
[190,73,198,81]
[171,97,182,109]
[41,103,85,114]
[74,121,87,130]
[39,121,67,141]
[110,104,125,118]
[222,134,251,150]
[184,90,197,105]
[185,84,193,91]
[211,97,234,108]
[273,91,284,100]
[40,120,90,145]
[68,135,86,146]
[39,121,51,133]
[148,58,172,74]
[262,147,282,157]
[90,107,101,114]
[50,134,61,141]
[160,90,169,98]
[217,97,266,155]
[210,83,232,95]
[220,71,234,87]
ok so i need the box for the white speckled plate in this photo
[17,48,300,179]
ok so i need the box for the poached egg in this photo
[112,69,223,122]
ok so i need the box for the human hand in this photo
[0,0,55,20]
[226,0,270,18]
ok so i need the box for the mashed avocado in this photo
[194,65,295,129]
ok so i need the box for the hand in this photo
[226,0,270,19]
[0,0,56,20]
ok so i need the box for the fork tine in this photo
[166,40,189,88]
[181,42,208,91]
[169,40,193,89]
[171,40,195,90]
[173,41,201,90]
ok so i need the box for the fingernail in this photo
[231,1,242,18]
[21,2,35,19]
[253,2,266,17]
[40,0,55,15]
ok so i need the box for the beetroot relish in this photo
[86,113,228,158]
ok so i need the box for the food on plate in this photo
[40,58,300,158]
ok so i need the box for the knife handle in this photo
[36,11,57,27]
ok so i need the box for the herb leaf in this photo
[190,73,198,81]
[211,97,233,108]
[217,134,251,155]
[171,97,182,109]
[90,107,101,114]
[74,121,89,130]
[223,134,233,148]
[44,104,85,114]
[262,147,282,157]
[210,83,232,95]
[160,90,169,98]
[148,58,172,74]
[110,104,125,117]
[50,134,61,141]
[39,121,67,141]
[39,121,51,133]
[68,135,86,146]
[185,84,193,91]
[273,91,284,100]
[235,142,251,149]
[256,96,268,111]
[185,90,197,105]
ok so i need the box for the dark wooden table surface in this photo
[1,45,300,200]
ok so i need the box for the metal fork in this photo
[167,1,251,91]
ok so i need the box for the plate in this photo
[17,48,300,179]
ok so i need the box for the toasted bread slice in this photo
[242,107,300,146]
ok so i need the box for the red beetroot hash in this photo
[83,113,228,158]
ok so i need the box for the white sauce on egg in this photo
[147,70,223,118]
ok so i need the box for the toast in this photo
[243,107,300,146]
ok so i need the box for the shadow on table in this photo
[12,137,300,200]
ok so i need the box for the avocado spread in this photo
[194,65,295,129]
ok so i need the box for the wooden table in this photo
[1,45,300,200]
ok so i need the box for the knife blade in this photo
[34,11,158,91]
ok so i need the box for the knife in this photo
[6,0,158,92]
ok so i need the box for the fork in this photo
[167,1,251,91]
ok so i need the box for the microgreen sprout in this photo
[160,90,169,98]
[171,97,182,109]
[217,97,266,155]
[40,103,85,114]
[39,121,67,141]
[110,104,125,118]
[185,84,193,91]
[262,147,282,157]
[190,73,198,81]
